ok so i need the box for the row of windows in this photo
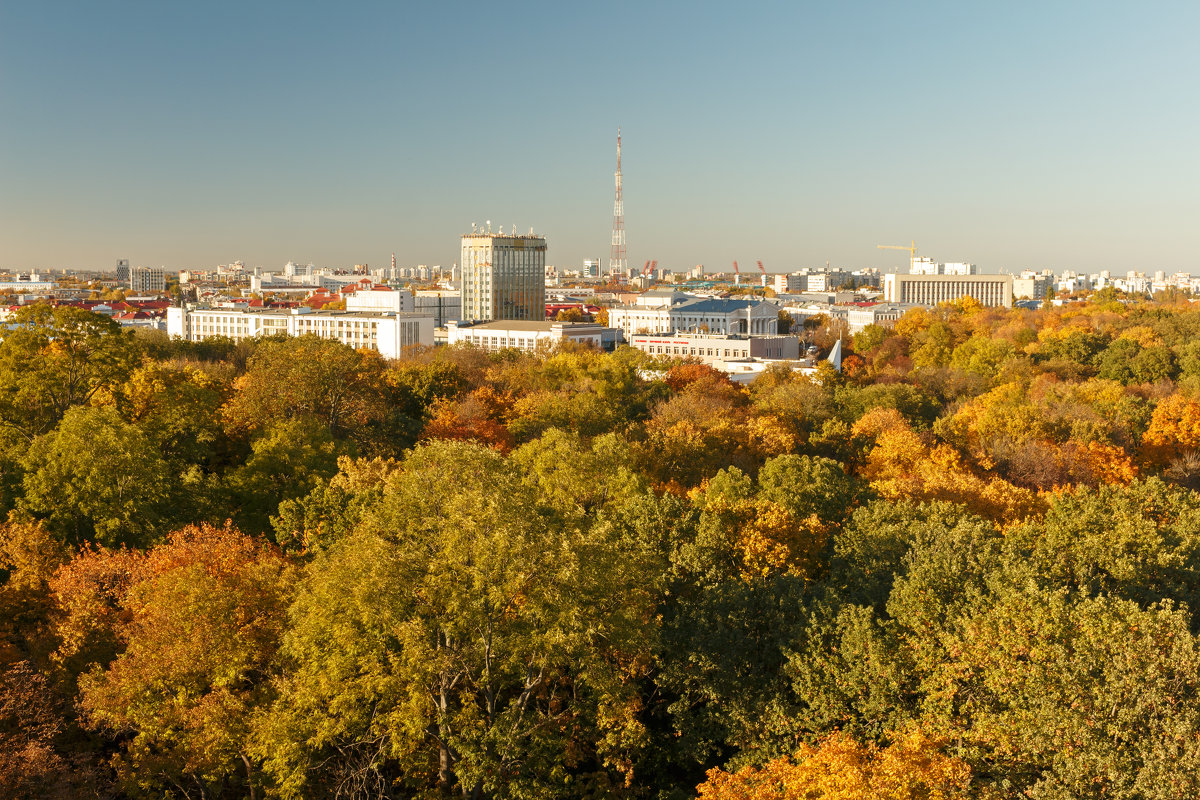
[640,344,748,358]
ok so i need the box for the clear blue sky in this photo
[2,1,1198,275]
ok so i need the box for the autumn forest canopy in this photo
[6,296,1200,799]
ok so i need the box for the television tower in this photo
[609,128,627,280]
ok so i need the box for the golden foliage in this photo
[696,730,971,800]
[1142,393,1200,465]
[857,412,1045,526]
[692,492,828,582]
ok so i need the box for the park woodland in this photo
[6,293,1200,800]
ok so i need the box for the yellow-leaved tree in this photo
[696,730,972,800]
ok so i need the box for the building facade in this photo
[910,257,978,276]
[166,306,434,358]
[446,320,612,352]
[883,273,1013,308]
[129,266,165,293]
[773,273,808,294]
[1013,271,1055,300]
[460,233,547,322]
[344,287,415,313]
[414,290,462,327]
[607,297,780,341]
[846,303,914,333]
[628,332,800,363]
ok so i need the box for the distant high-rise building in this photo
[129,266,165,293]
[582,258,602,279]
[116,259,130,286]
[461,232,547,322]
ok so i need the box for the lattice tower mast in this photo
[609,128,627,279]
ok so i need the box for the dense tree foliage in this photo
[5,297,1200,798]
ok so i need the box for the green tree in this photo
[777,310,794,335]
[757,454,862,527]
[223,335,388,443]
[19,406,174,548]
[106,360,232,469]
[256,441,659,799]
[0,305,138,440]
[224,419,342,537]
[852,324,890,354]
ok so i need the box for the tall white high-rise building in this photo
[460,232,547,322]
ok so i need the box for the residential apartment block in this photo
[129,266,165,293]
[166,306,434,358]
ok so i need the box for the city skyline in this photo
[3,2,1198,274]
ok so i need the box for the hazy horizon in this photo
[3,2,1198,275]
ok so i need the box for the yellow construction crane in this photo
[877,241,918,258]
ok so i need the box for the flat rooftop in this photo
[454,320,600,331]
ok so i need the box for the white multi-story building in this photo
[773,273,808,294]
[446,320,612,352]
[283,261,313,279]
[628,332,800,363]
[1012,271,1055,301]
[909,257,978,276]
[461,232,547,322]
[883,273,1013,308]
[607,297,780,341]
[0,273,55,292]
[166,306,434,358]
[805,270,852,292]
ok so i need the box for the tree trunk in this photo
[241,754,257,800]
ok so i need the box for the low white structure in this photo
[628,332,800,364]
[166,305,434,358]
[846,303,914,333]
[446,320,614,353]
[633,289,689,307]
[345,287,414,313]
